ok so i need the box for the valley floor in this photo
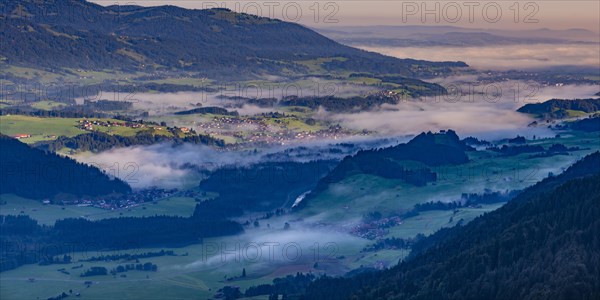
[2,131,598,300]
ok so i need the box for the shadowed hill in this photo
[297,130,471,208]
[568,116,600,132]
[0,134,131,199]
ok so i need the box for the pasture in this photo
[0,115,173,144]
[0,194,198,226]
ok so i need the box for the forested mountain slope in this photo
[0,134,131,199]
[301,152,600,300]
[0,0,466,78]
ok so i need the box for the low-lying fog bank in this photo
[74,82,599,189]
[358,44,600,70]
[320,83,598,140]
[74,137,397,189]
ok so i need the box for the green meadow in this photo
[0,115,86,143]
[0,194,198,226]
[0,227,363,300]
[0,115,173,144]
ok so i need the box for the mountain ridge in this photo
[0,0,467,79]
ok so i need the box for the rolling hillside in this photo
[301,152,600,300]
[0,0,466,78]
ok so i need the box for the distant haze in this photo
[320,83,600,140]
[359,44,600,70]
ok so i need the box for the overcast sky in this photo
[90,1,599,32]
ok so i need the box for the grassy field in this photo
[0,225,364,300]
[2,65,65,82]
[0,202,487,300]
[0,194,198,226]
[0,115,173,143]
[0,115,86,143]
[0,248,218,300]
[30,100,69,110]
[262,116,324,132]
[0,248,274,300]
[295,57,347,74]
[2,64,138,85]
[1,63,213,89]
[347,76,382,85]
[384,203,504,239]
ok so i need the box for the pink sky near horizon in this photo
[90,1,600,33]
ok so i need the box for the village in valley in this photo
[44,188,179,211]
[186,113,370,146]
[7,112,368,148]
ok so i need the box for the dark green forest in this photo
[37,130,225,153]
[174,106,239,116]
[517,98,600,119]
[568,116,600,132]
[279,85,446,112]
[0,134,131,199]
[196,160,335,219]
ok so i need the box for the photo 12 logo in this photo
[199,1,340,23]
[200,241,339,263]
[401,1,539,24]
